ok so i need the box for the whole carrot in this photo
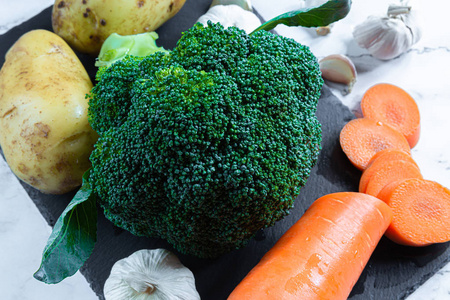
[228,192,392,300]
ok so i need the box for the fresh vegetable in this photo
[319,54,357,93]
[35,1,352,282]
[367,148,418,169]
[361,83,421,148]
[0,29,97,194]
[95,32,168,68]
[341,83,449,249]
[228,192,392,300]
[210,0,253,11]
[103,249,200,300]
[51,0,186,55]
[359,148,418,193]
[339,117,411,171]
[88,22,324,258]
[377,178,450,246]
[196,4,262,33]
[362,158,422,197]
[352,0,422,60]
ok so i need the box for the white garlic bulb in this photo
[210,0,253,11]
[196,4,261,33]
[104,249,200,300]
[352,0,422,60]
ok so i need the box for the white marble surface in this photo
[0,0,449,299]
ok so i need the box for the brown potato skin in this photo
[52,0,187,55]
[0,29,98,194]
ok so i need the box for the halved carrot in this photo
[340,118,411,171]
[361,83,421,148]
[359,148,419,193]
[377,178,450,247]
[363,159,422,197]
[228,192,392,300]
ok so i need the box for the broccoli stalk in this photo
[95,32,168,69]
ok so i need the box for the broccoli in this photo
[88,22,323,258]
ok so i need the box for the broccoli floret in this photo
[89,22,323,258]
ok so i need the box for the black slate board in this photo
[1,3,449,300]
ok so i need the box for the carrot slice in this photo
[361,83,421,148]
[364,159,422,197]
[228,192,392,300]
[359,149,419,193]
[377,178,450,247]
[340,118,411,171]
[367,148,418,169]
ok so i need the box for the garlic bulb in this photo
[104,249,200,300]
[210,0,253,11]
[196,4,261,33]
[352,0,422,60]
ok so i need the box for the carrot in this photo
[339,117,411,171]
[361,83,421,148]
[359,149,418,193]
[366,148,418,169]
[228,192,392,300]
[377,178,450,247]
[363,159,422,197]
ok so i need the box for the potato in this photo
[52,0,186,55]
[0,29,98,194]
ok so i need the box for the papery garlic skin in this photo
[196,4,261,33]
[104,249,200,300]
[210,0,253,11]
[352,0,422,60]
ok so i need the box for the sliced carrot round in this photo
[378,178,450,247]
[339,118,411,171]
[359,149,419,193]
[361,83,420,148]
[367,148,418,169]
[364,159,422,197]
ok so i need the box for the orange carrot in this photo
[340,118,411,171]
[367,148,418,169]
[363,159,422,197]
[361,83,421,148]
[359,149,418,193]
[377,178,450,247]
[228,192,392,300]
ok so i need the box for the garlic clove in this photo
[210,0,253,11]
[104,249,200,300]
[316,26,331,36]
[319,54,357,92]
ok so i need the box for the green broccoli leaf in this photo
[33,170,97,284]
[251,0,352,34]
[95,32,168,68]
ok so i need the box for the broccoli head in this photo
[88,22,323,258]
